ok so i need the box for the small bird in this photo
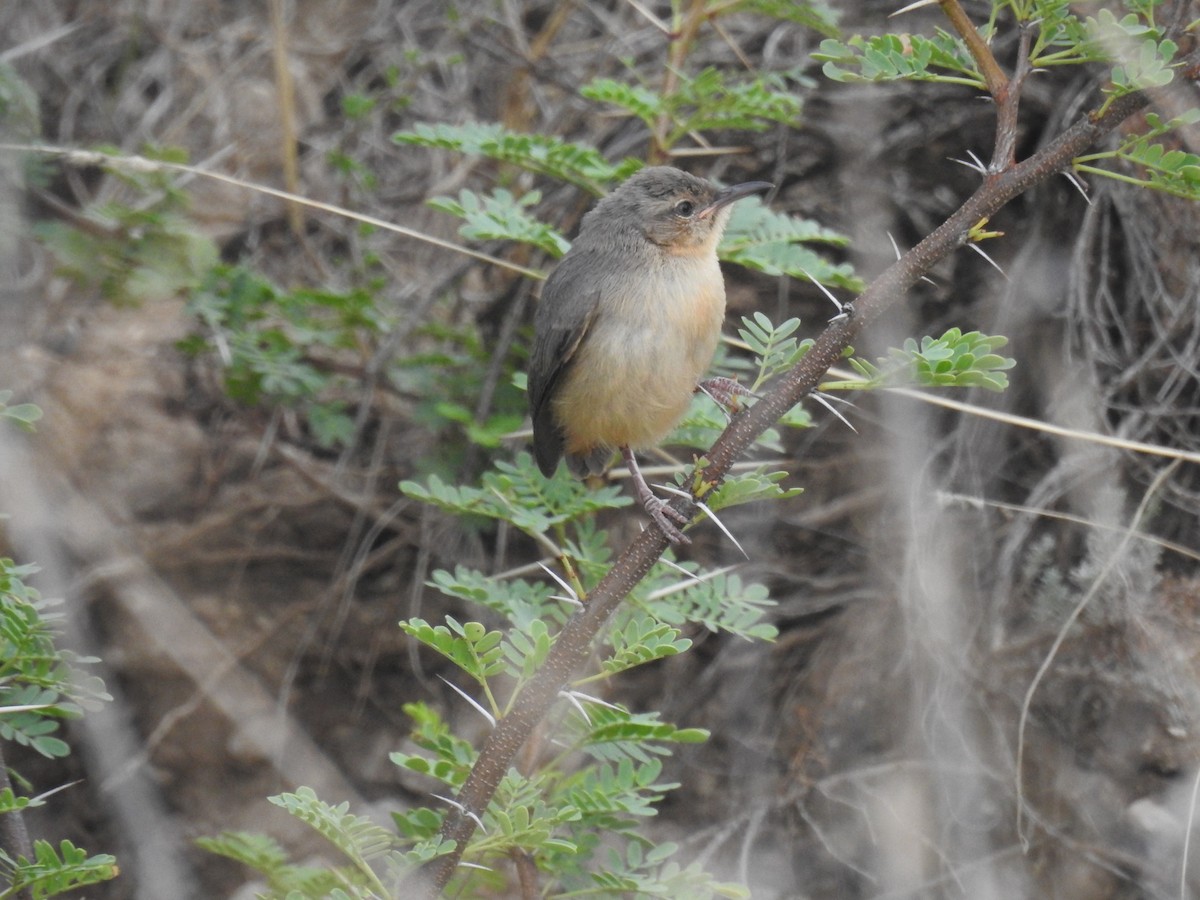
[528,166,772,543]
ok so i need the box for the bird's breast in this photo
[553,252,726,453]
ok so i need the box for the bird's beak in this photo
[697,181,773,219]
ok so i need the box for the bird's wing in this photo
[528,257,601,477]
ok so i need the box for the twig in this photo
[938,0,1008,99]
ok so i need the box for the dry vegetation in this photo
[2,1,1200,898]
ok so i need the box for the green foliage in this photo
[196,831,347,898]
[737,311,815,392]
[1075,110,1200,199]
[0,392,41,432]
[35,146,218,305]
[181,265,386,448]
[0,501,115,897]
[390,702,478,792]
[582,67,802,146]
[704,466,804,514]
[720,197,861,291]
[829,328,1017,392]
[0,840,118,900]
[394,122,641,192]
[815,31,986,88]
[814,0,1193,144]
[402,452,631,538]
[0,558,111,760]
[427,189,570,258]
[269,788,400,896]
[731,0,840,37]
[394,321,528,467]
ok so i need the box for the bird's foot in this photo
[697,376,757,416]
[642,493,692,545]
[622,446,692,544]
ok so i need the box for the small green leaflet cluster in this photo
[738,311,815,392]
[427,189,571,258]
[814,1,1187,108]
[201,785,457,899]
[834,328,1016,392]
[1075,110,1200,199]
[181,265,388,448]
[581,68,802,146]
[401,452,631,538]
[0,558,111,761]
[0,839,118,899]
[394,122,641,193]
[720,198,861,291]
[35,146,219,307]
[202,697,736,896]
[732,0,840,37]
[383,700,738,896]
[0,391,42,432]
[814,31,986,89]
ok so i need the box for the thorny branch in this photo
[420,27,1199,896]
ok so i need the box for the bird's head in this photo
[597,166,772,257]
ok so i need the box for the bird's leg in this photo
[696,376,757,417]
[621,446,692,544]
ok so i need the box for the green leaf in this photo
[731,0,840,37]
[706,468,803,513]
[399,617,507,683]
[601,611,692,676]
[395,121,640,192]
[720,197,860,291]
[814,31,985,89]
[0,839,118,898]
[269,787,397,896]
[428,188,570,257]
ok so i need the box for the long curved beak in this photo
[697,180,774,219]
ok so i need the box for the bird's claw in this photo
[643,494,692,544]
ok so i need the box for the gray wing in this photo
[528,253,601,477]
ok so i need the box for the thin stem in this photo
[938,0,1009,99]
[991,22,1034,171]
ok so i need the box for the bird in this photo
[527,166,772,543]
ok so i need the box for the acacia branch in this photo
[939,0,1008,99]
[420,80,1157,895]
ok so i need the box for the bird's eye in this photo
[674,199,695,217]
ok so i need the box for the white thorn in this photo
[797,266,844,314]
[890,0,939,15]
[566,689,624,711]
[1062,169,1092,205]
[887,231,903,261]
[537,561,580,604]
[950,154,988,176]
[437,675,496,728]
[431,794,489,834]
[812,392,859,434]
[559,690,591,724]
[656,555,705,584]
[646,564,741,600]
[967,241,1009,279]
[656,483,749,559]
